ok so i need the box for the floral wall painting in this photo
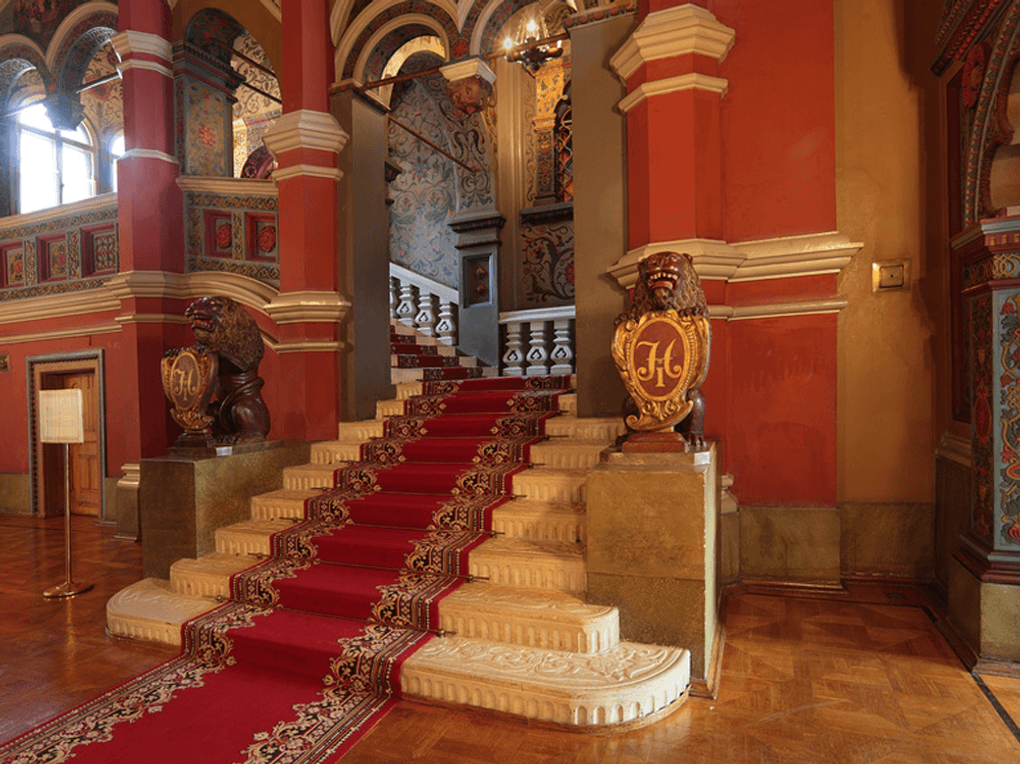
[1,0,95,50]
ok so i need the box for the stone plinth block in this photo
[586,446,719,682]
[949,556,1020,666]
[140,441,311,578]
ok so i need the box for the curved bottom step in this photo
[402,636,690,726]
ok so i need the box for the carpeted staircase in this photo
[77,326,691,761]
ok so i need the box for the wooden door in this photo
[64,371,100,516]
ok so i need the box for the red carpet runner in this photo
[0,375,570,764]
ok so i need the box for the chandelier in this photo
[502,4,563,73]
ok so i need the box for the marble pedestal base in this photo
[586,444,719,688]
[948,555,1020,668]
[140,440,311,578]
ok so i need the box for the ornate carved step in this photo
[530,441,607,470]
[468,537,586,593]
[513,468,588,503]
[106,578,214,646]
[402,637,690,726]
[215,518,293,555]
[491,499,585,543]
[282,463,336,490]
[250,488,317,520]
[310,441,360,465]
[337,420,384,441]
[169,553,255,598]
[439,583,617,654]
[545,416,625,442]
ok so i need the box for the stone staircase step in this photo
[310,441,360,465]
[545,416,626,442]
[513,468,588,503]
[337,420,385,441]
[396,382,423,400]
[468,537,586,593]
[376,398,404,418]
[215,519,292,556]
[491,499,585,543]
[169,553,256,598]
[282,463,337,491]
[439,583,617,654]
[250,488,318,520]
[402,637,690,726]
[106,578,216,646]
[529,441,607,470]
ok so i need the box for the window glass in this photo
[62,146,94,204]
[110,134,125,193]
[18,103,53,131]
[19,131,58,213]
[60,123,90,145]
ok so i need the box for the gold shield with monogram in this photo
[612,309,711,432]
[161,348,218,434]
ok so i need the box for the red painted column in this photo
[263,0,348,439]
[111,0,186,461]
[611,4,732,250]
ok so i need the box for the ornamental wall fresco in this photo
[230,32,279,178]
[388,77,460,288]
[0,199,118,300]
[184,189,279,286]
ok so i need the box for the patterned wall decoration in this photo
[186,81,228,176]
[81,44,123,143]
[0,199,118,301]
[997,292,1020,547]
[342,2,461,80]
[388,78,460,288]
[231,32,280,177]
[520,210,573,307]
[971,292,993,543]
[184,190,279,286]
[554,82,572,201]
[363,23,438,86]
[0,0,96,51]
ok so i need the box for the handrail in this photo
[389,262,458,305]
[499,304,575,323]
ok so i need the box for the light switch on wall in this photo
[872,260,909,291]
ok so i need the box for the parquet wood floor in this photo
[2,513,1019,763]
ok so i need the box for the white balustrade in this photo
[415,292,437,336]
[499,305,576,377]
[389,262,458,344]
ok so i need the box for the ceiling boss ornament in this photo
[613,252,711,449]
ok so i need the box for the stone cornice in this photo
[121,148,177,165]
[609,232,863,289]
[271,164,343,182]
[262,109,349,157]
[440,57,496,84]
[0,193,117,233]
[617,72,728,112]
[110,30,173,64]
[102,271,278,316]
[117,58,173,78]
[937,431,972,468]
[609,4,736,82]
[176,176,277,196]
[264,290,352,324]
[1,321,122,344]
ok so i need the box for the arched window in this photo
[109,132,125,193]
[15,103,97,214]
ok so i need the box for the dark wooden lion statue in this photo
[182,295,270,442]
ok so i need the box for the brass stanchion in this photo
[39,389,93,599]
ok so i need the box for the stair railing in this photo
[499,305,576,376]
[389,262,459,346]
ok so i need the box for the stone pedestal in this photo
[140,441,311,578]
[586,444,719,688]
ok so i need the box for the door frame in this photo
[26,350,108,520]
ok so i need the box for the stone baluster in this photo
[549,318,574,375]
[395,281,417,328]
[415,291,437,336]
[436,300,457,346]
[525,320,550,376]
[389,276,399,322]
[502,321,525,376]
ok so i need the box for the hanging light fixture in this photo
[503,4,563,73]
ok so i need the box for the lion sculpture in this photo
[616,251,710,446]
[169,295,271,443]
